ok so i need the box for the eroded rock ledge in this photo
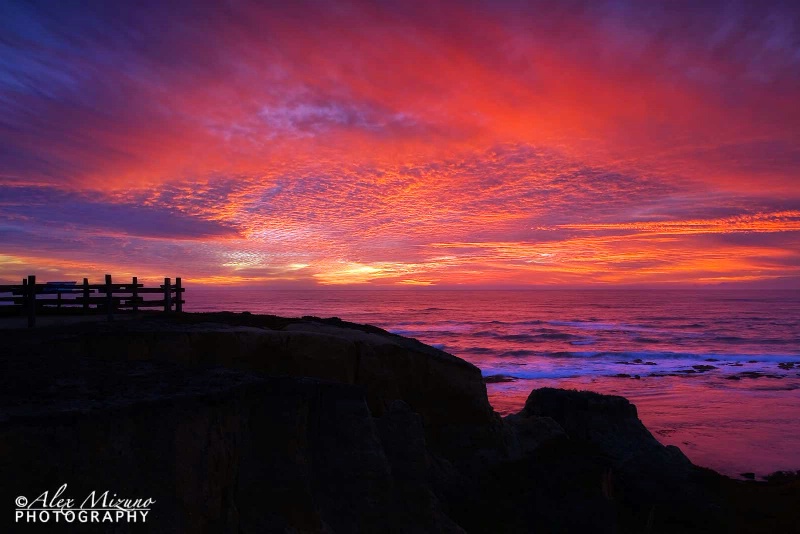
[1,313,795,533]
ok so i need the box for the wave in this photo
[632,337,660,344]
[491,331,594,343]
[462,347,494,354]
[485,369,588,379]
[500,349,537,357]
[548,320,652,332]
[711,336,797,345]
[472,330,497,338]
[477,348,800,362]
[531,350,800,363]
[388,327,470,337]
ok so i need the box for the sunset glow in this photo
[2,1,799,287]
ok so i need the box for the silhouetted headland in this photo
[2,312,798,533]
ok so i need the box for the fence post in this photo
[105,274,113,321]
[164,277,171,313]
[57,290,62,310]
[82,278,89,314]
[175,277,182,313]
[21,278,28,320]
[132,276,139,313]
[27,274,36,328]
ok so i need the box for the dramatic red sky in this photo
[2,1,799,287]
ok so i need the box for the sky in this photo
[1,0,799,288]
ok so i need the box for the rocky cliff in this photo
[20,313,497,458]
[1,313,796,533]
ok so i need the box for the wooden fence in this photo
[0,274,185,327]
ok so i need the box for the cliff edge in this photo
[1,313,796,533]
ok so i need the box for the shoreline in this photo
[3,311,798,532]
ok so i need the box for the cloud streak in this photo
[550,211,800,236]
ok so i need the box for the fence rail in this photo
[0,274,185,327]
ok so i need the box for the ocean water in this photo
[186,288,800,478]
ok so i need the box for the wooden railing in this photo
[0,274,185,327]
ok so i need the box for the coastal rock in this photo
[483,374,517,383]
[4,314,794,533]
[374,400,466,533]
[9,315,496,460]
[517,388,728,532]
[503,413,567,458]
[0,348,463,533]
[519,387,670,459]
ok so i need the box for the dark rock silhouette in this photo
[33,314,495,459]
[1,313,797,533]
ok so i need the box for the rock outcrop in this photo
[13,314,496,461]
[0,349,462,533]
[2,313,796,533]
[506,388,730,533]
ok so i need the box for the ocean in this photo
[186,288,800,478]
